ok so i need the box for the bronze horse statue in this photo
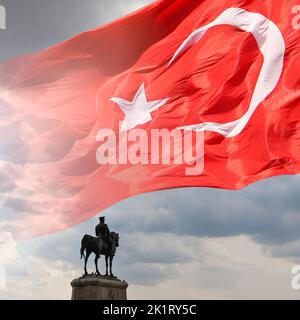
[80,232,119,277]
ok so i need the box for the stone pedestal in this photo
[71,275,128,300]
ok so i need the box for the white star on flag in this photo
[110,83,170,131]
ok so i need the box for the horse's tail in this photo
[80,247,85,259]
[80,234,89,259]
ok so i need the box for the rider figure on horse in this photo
[81,217,119,276]
[95,216,113,253]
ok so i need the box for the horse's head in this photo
[111,232,119,247]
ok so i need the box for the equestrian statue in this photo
[80,216,119,277]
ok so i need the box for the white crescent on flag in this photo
[169,8,286,138]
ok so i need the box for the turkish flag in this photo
[0,0,300,239]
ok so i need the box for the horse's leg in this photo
[110,256,114,277]
[95,254,101,276]
[84,250,91,275]
[105,255,109,276]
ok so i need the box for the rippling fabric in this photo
[0,0,299,239]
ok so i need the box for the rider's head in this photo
[99,216,105,223]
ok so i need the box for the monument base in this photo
[71,275,128,300]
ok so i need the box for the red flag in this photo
[0,0,300,239]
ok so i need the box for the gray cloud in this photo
[105,175,300,247]
[3,196,28,211]
[120,262,179,286]
[14,173,300,290]
[0,0,152,61]
[0,172,15,192]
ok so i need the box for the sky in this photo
[0,0,300,300]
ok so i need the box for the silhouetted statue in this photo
[80,217,119,277]
[95,216,113,252]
